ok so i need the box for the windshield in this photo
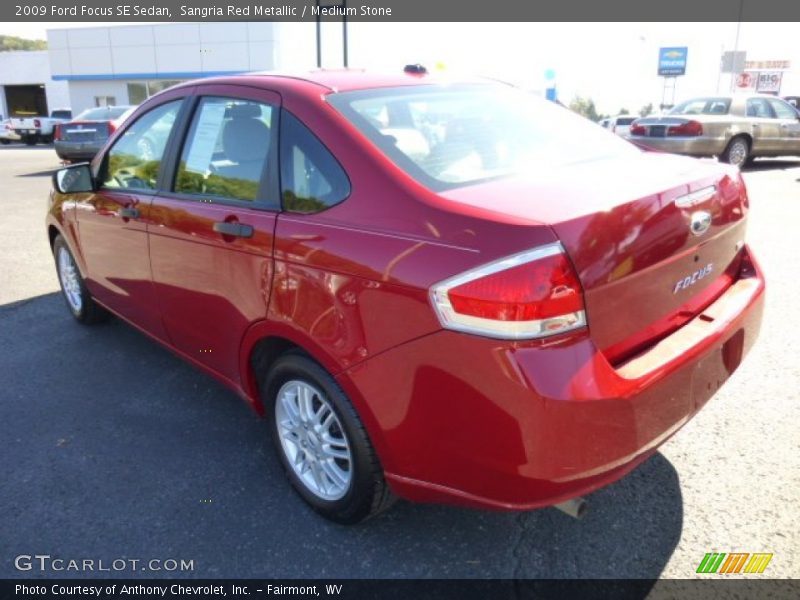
[75,106,131,121]
[328,84,639,191]
[669,98,731,116]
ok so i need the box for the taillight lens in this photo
[108,120,117,135]
[34,118,41,128]
[630,123,646,136]
[54,124,62,141]
[430,243,587,340]
[668,120,703,136]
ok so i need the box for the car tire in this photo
[263,352,396,524]
[720,136,750,168]
[53,235,109,325]
[0,139,9,145]
[23,136,36,146]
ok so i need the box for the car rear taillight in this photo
[107,121,117,135]
[34,118,41,128]
[630,123,646,136]
[429,242,587,340]
[54,124,62,141]
[668,120,703,136]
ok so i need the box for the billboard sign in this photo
[756,71,783,94]
[658,47,688,76]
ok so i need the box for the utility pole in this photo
[315,0,349,68]
[730,0,744,92]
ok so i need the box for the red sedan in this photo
[47,69,765,524]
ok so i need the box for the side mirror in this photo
[53,163,95,194]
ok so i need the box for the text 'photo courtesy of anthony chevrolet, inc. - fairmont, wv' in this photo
[0,1,799,599]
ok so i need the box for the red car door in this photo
[148,85,280,384]
[77,91,190,340]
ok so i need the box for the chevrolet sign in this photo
[658,47,688,76]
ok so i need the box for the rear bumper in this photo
[339,245,765,510]
[54,140,102,161]
[629,136,727,157]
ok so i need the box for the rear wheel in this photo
[263,352,395,524]
[23,136,36,146]
[0,139,9,145]
[720,136,750,168]
[53,235,108,324]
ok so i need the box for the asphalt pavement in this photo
[0,146,798,579]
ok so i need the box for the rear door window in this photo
[746,98,775,118]
[175,97,274,203]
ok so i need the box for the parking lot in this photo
[0,145,798,579]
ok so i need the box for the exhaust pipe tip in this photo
[553,497,588,519]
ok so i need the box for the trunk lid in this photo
[439,152,748,361]
[60,121,111,143]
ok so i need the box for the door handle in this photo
[118,207,140,219]
[213,221,254,238]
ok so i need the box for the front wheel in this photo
[53,235,108,324]
[720,136,750,168]
[263,353,395,524]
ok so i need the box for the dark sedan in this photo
[54,106,134,162]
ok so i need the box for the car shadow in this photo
[1,293,682,584]
[742,158,800,172]
[16,168,58,178]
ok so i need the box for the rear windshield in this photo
[75,106,130,121]
[328,84,639,191]
[51,110,72,120]
[616,117,636,125]
[669,98,731,115]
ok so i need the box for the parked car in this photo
[0,119,21,144]
[629,94,800,167]
[601,114,637,136]
[54,105,135,162]
[11,109,72,145]
[47,70,765,524]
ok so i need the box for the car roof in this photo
[173,68,492,95]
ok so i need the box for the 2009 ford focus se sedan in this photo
[47,70,765,524]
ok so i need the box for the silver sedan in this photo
[629,94,800,168]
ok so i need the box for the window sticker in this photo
[184,102,227,174]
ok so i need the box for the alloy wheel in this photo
[728,139,748,167]
[275,380,353,501]
[57,246,83,313]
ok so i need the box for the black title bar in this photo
[4,0,800,22]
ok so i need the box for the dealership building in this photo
[1,22,317,118]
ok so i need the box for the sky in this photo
[1,21,797,115]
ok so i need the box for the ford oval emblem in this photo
[690,211,712,236]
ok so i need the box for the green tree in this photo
[639,102,654,117]
[618,108,630,115]
[0,35,47,52]
[569,96,603,122]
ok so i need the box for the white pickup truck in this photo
[11,109,72,145]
